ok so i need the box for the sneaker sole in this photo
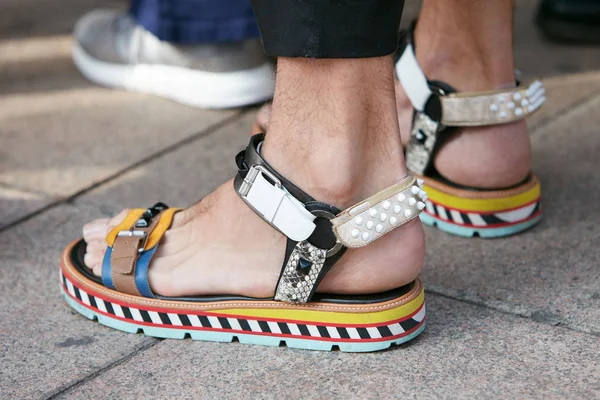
[72,42,275,109]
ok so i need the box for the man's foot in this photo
[73,10,274,108]
[82,56,425,299]
[396,2,531,190]
[82,181,424,298]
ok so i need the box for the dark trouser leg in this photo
[251,0,405,58]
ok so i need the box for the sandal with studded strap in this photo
[394,25,544,238]
[60,134,428,352]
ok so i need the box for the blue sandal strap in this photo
[101,247,116,290]
[133,246,158,298]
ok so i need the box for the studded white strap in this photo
[239,165,316,242]
[331,174,426,248]
[440,80,546,126]
[395,45,546,126]
[395,44,432,112]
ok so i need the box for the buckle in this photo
[238,164,282,197]
[116,229,148,253]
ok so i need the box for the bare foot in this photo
[396,1,531,189]
[82,56,425,299]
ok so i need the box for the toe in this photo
[82,218,111,243]
[84,251,103,271]
[82,208,131,270]
[86,239,106,255]
[92,263,102,277]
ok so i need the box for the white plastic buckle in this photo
[238,164,316,242]
[239,164,281,197]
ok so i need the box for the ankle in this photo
[263,57,407,208]
[406,3,532,189]
[434,122,531,188]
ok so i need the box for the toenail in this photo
[83,223,104,237]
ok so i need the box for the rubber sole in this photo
[72,42,275,109]
[420,212,541,238]
[60,255,426,352]
[420,174,541,238]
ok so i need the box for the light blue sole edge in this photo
[420,213,541,238]
[61,287,426,353]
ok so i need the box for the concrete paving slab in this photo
[0,205,156,399]
[0,35,88,95]
[0,87,236,197]
[0,184,54,229]
[530,72,600,132]
[421,95,600,335]
[73,112,254,213]
[57,295,600,400]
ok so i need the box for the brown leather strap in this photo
[110,209,165,295]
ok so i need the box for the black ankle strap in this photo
[234,134,346,303]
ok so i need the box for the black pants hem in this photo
[251,0,405,58]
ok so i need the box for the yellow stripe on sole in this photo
[213,287,424,325]
[422,180,540,213]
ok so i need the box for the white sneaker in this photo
[72,9,274,108]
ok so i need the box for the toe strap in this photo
[100,203,180,297]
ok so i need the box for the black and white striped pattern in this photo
[424,200,540,227]
[61,272,425,341]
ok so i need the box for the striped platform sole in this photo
[419,174,541,238]
[60,266,426,352]
[420,211,541,238]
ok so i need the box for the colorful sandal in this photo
[60,134,428,352]
[394,26,545,238]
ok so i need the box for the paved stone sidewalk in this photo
[1,1,599,399]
